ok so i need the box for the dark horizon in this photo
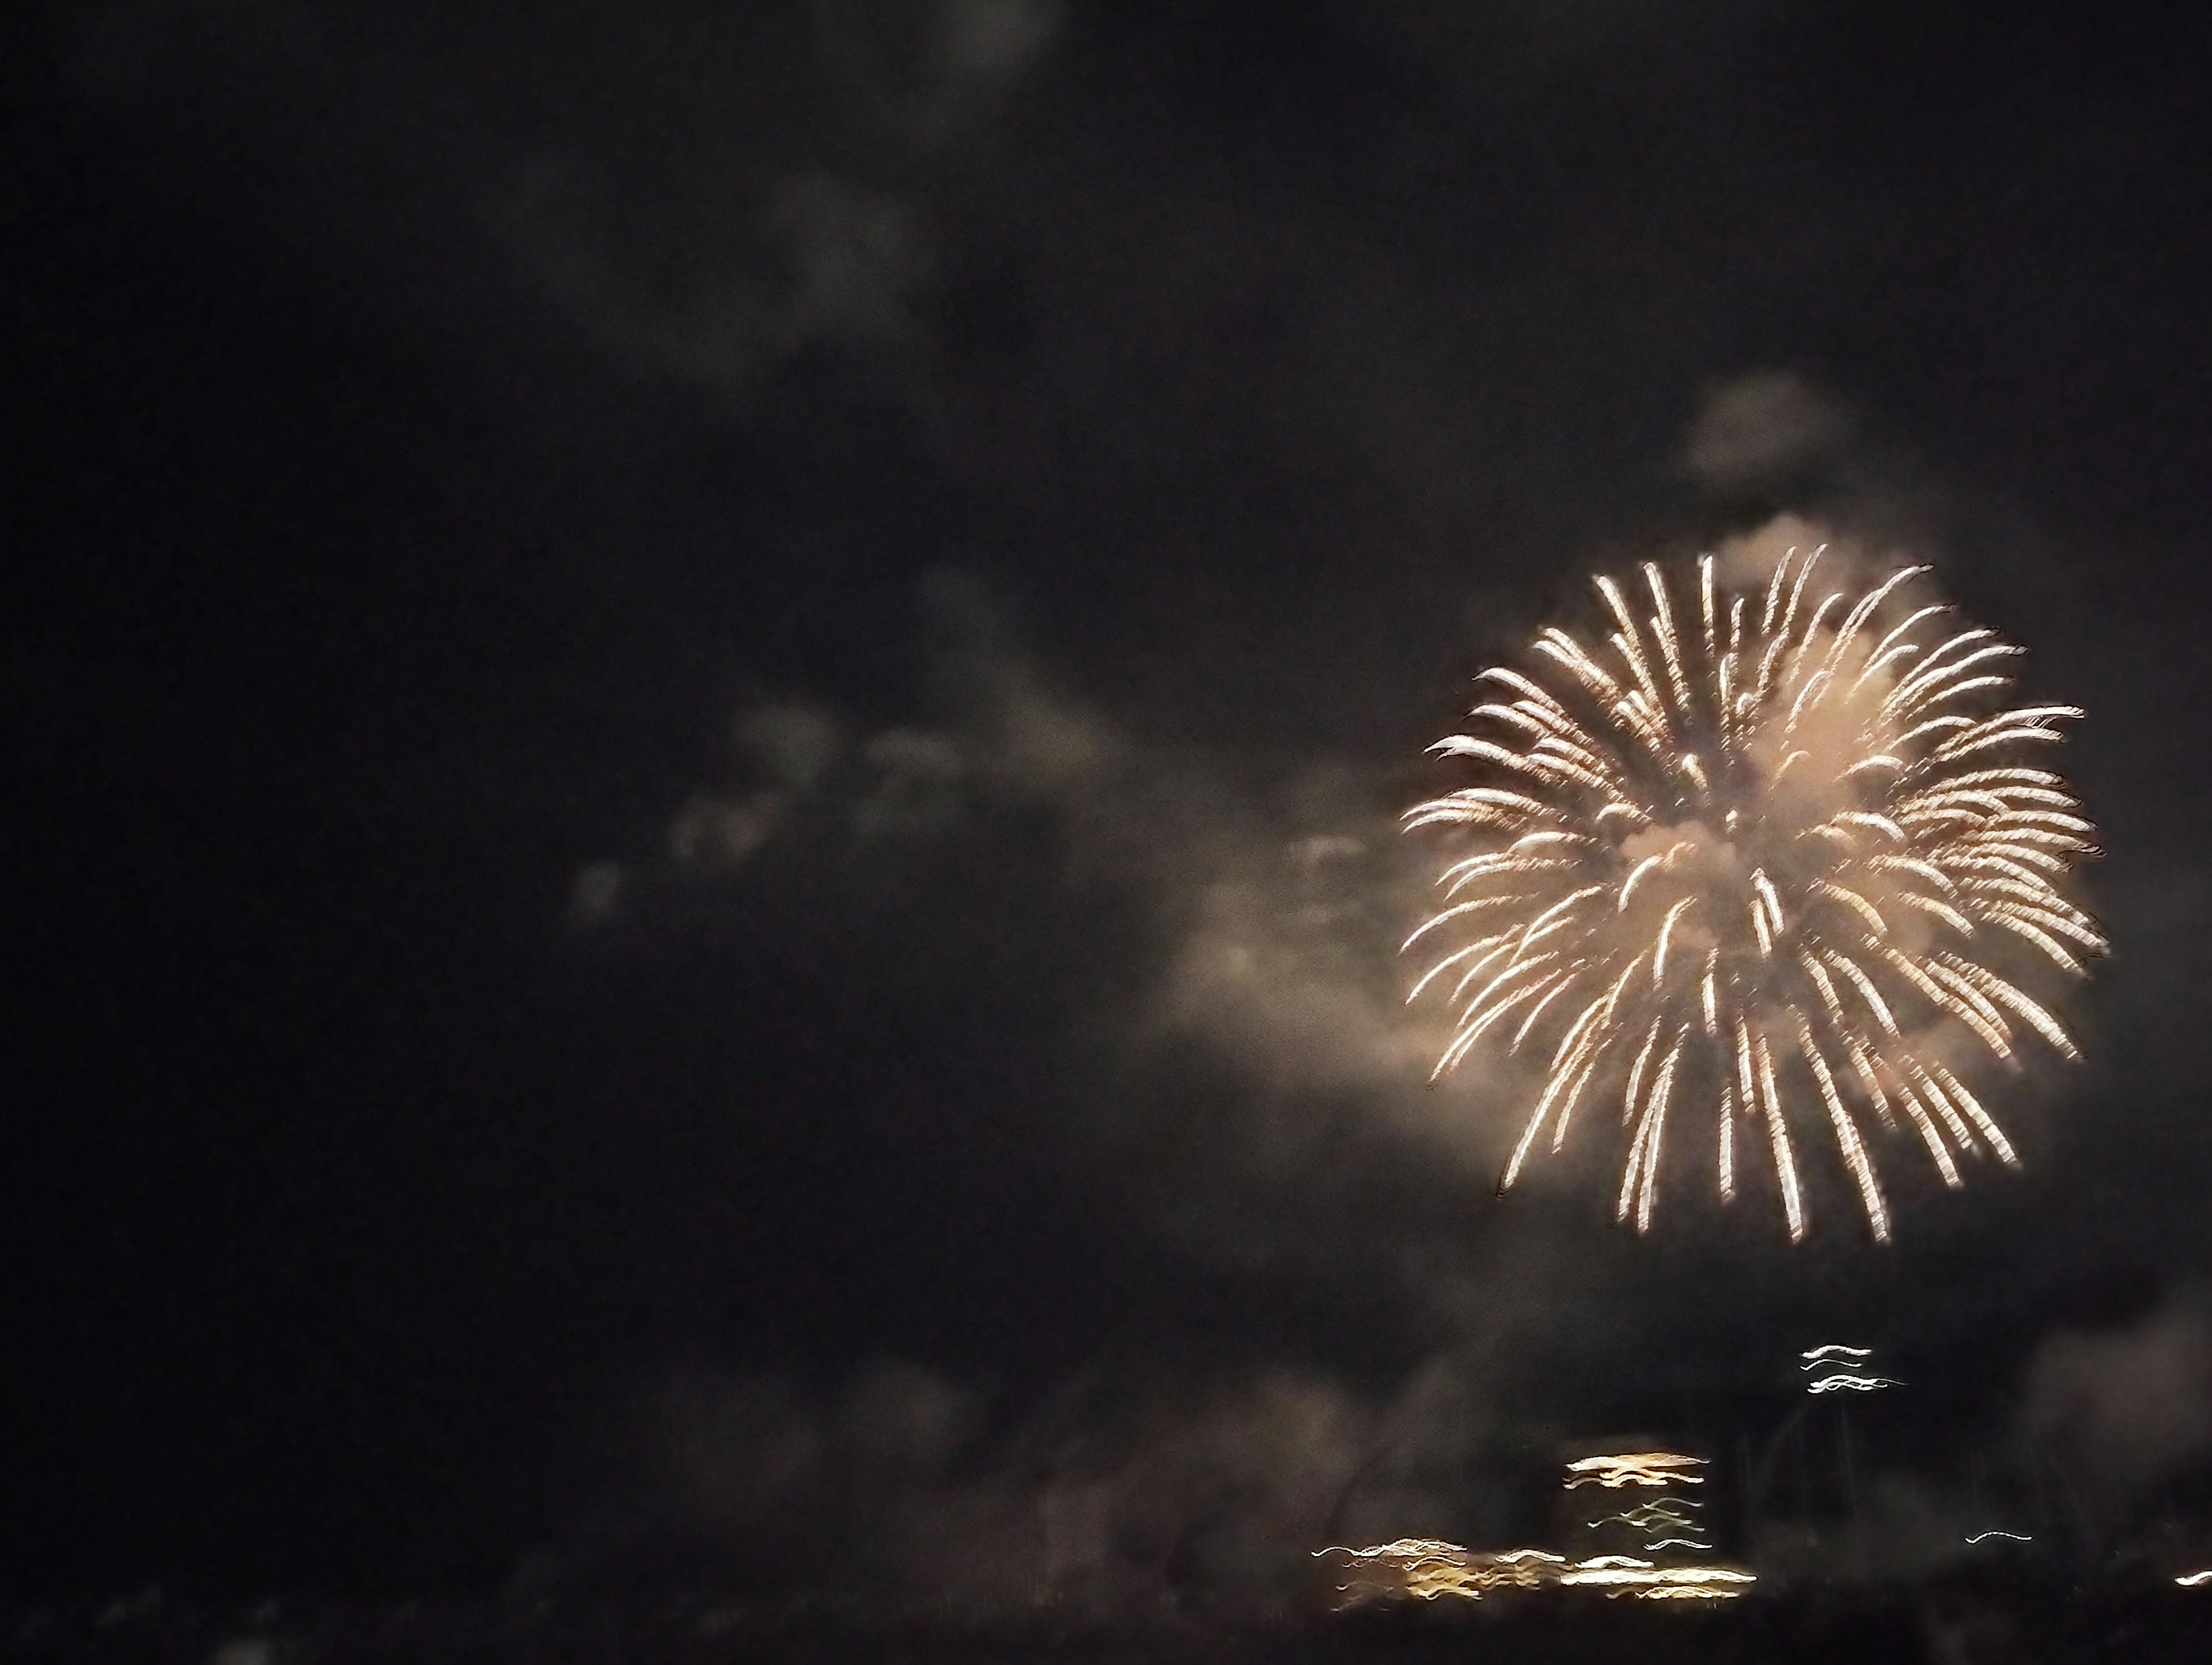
[10,0,2212,1605]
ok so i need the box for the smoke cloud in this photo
[1687,372,1855,493]
[2018,1288,2212,1497]
[504,0,1067,396]
[576,570,1465,1167]
[622,1352,1528,1613]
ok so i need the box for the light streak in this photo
[1806,1373,1902,1394]
[1407,548,2101,1241]
[2176,1570,2212,1588]
[1562,1451,1706,1489]
[1558,1559,1756,1599]
[1317,1542,1754,1608]
[1315,1542,1567,1603]
[1588,1503,1701,1530]
[1965,1531,2032,1545]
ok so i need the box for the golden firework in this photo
[1406,547,2103,1241]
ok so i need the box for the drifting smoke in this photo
[510,0,1065,393]
[660,703,845,872]
[575,571,1456,1163]
[71,0,1065,407]
[2018,1288,2212,1497]
[630,1357,1465,1613]
[1685,372,1854,493]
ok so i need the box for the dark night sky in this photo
[9,0,2212,1603]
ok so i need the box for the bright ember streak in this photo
[1406,548,2104,1242]
[1562,1451,1707,1489]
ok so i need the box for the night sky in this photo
[10,0,2212,1605]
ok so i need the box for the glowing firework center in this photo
[1406,546,2103,1241]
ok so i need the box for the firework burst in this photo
[1405,545,2103,1242]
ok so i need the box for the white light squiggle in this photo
[1806,1372,1902,1393]
[1800,1343,1872,1366]
[1588,1501,1700,1529]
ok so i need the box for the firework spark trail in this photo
[1406,548,2103,1242]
